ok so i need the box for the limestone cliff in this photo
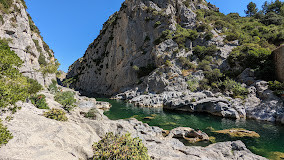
[67,0,284,124]
[0,0,56,86]
[67,0,216,95]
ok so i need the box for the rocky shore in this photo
[114,79,284,124]
[0,88,267,160]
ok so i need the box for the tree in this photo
[262,0,284,14]
[245,2,258,17]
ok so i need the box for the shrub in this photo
[216,78,248,98]
[132,65,139,71]
[38,53,47,66]
[268,81,284,96]
[154,21,161,28]
[228,43,271,69]
[225,32,240,41]
[43,108,68,121]
[30,94,49,109]
[92,132,150,160]
[179,57,196,69]
[84,108,99,120]
[204,68,223,83]
[204,32,214,41]
[193,45,219,60]
[33,39,42,53]
[165,60,173,67]
[173,24,198,49]
[187,77,199,92]
[41,59,60,77]
[54,91,76,111]
[0,119,13,147]
[48,79,58,93]
[26,78,43,95]
[154,30,172,45]
[0,0,13,13]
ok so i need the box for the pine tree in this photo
[245,2,258,17]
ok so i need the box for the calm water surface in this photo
[99,98,284,159]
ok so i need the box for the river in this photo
[99,98,284,159]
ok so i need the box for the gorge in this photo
[0,0,284,160]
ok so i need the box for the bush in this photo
[154,21,161,28]
[43,108,68,121]
[154,30,172,45]
[179,57,196,69]
[165,60,173,67]
[228,43,271,69]
[84,108,99,120]
[187,77,199,92]
[38,53,47,66]
[48,79,58,93]
[41,59,60,76]
[204,68,223,83]
[173,24,198,49]
[225,32,240,41]
[27,78,43,95]
[216,78,248,98]
[0,119,13,147]
[268,81,284,96]
[92,132,150,160]
[54,91,76,111]
[193,45,219,60]
[30,94,49,109]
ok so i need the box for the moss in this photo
[213,128,260,138]
[268,152,284,160]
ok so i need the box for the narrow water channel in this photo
[99,98,284,159]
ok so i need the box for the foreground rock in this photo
[0,90,267,160]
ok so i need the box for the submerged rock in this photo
[213,128,260,138]
[167,127,209,143]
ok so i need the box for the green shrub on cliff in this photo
[30,94,49,109]
[92,132,150,160]
[54,91,76,111]
[43,108,68,121]
[0,119,13,147]
[0,39,42,111]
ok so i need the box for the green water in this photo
[100,98,284,159]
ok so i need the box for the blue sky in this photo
[26,0,268,72]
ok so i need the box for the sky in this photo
[26,0,269,72]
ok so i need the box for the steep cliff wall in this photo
[0,0,57,86]
[67,0,215,95]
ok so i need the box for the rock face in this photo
[0,0,56,86]
[273,45,284,82]
[67,0,211,95]
[0,89,267,160]
[67,0,283,124]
